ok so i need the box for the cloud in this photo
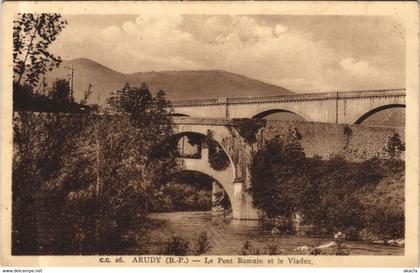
[51,15,405,92]
[274,24,288,35]
[339,58,380,79]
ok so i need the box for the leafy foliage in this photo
[240,241,260,255]
[191,232,214,255]
[264,239,282,255]
[248,136,306,223]
[240,240,282,255]
[150,181,212,212]
[107,83,178,183]
[174,133,203,159]
[385,133,405,159]
[13,13,67,86]
[364,208,404,243]
[163,232,213,256]
[163,236,190,256]
[12,14,89,112]
[249,135,405,240]
[13,81,89,113]
[50,78,74,103]
[12,83,177,254]
[229,118,266,145]
[13,113,95,254]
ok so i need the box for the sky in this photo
[50,14,405,93]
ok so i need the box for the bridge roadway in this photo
[170,89,405,124]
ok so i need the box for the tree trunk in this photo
[16,16,40,86]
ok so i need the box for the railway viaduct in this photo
[170,89,405,125]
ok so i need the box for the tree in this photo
[12,113,92,254]
[12,83,178,254]
[106,83,178,212]
[80,83,93,105]
[248,136,306,228]
[13,13,67,86]
[50,78,73,104]
[385,133,405,159]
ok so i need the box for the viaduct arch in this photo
[354,104,406,125]
[250,108,307,120]
[170,113,190,117]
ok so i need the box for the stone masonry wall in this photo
[261,120,405,162]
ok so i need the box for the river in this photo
[132,211,403,255]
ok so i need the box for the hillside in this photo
[45,58,292,105]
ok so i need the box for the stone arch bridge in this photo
[170,89,405,124]
[171,116,405,220]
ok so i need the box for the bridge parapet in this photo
[171,117,232,125]
[170,89,405,123]
[171,89,405,107]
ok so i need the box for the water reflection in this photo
[147,211,403,255]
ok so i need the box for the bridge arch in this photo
[166,131,235,168]
[170,122,260,219]
[171,126,237,175]
[157,130,236,213]
[251,108,307,121]
[354,104,406,125]
[161,169,233,211]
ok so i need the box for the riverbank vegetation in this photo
[150,172,213,212]
[12,83,178,254]
[249,134,405,242]
[163,232,214,255]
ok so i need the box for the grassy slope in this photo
[356,169,404,213]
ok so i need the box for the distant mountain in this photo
[361,108,405,127]
[45,58,293,106]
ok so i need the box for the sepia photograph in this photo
[1,1,419,268]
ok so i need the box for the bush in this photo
[248,136,306,226]
[229,118,266,145]
[12,83,177,254]
[13,81,90,113]
[264,240,281,255]
[309,248,322,256]
[308,240,326,256]
[150,172,214,212]
[164,236,190,256]
[191,232,214,255]
[335,240,350,256]
[248,136,405,240]
[365,208,405,243]
[240,240,281,255]
[164,232,213,256]
[240,241,260,255]
[385,133,405,159]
